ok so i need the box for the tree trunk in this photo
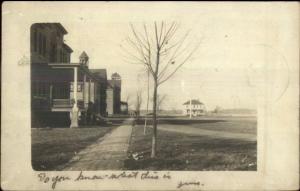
[151,80,158,158]
[144,70,150,135]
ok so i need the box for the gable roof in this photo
[79,51,89,59]
[90,69,107,82]
[183,99,204,105]
[63,43,73,53]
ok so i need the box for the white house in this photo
[183,99,206,116]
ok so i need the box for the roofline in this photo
[79,51,89,59]
[90,69,108,80]
[54,23,68,34]
[31,23,68,35]
[48,63,105,83]
[63,43,73,53]
[48,63,80,68]
[183,101,204,105]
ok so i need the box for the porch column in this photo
[70,67,79,128]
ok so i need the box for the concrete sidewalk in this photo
[63,119,133,170]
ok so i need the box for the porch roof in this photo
[48,63,103,83]
[48,63,81,68]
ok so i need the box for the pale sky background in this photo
[12,2,292,110]
[60,2,289,111]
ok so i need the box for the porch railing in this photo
[52,99,84,109]
[32,96,50,110]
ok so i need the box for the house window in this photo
[52,83,70,99]
[42,36,47,56]
[32,82,49,97]
[60,49,63,62]
[66,53,70,62]
[64,53,67,62]
[50,43,57,62]
[70,83,82,92]
[38,33,42,54]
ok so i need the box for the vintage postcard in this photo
[1,1,299,190]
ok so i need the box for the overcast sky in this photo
[13,2,292,110]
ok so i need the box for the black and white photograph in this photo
[1,2,299,191]
[30,18,257,172]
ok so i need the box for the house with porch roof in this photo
[183,99,206,116]
[31,23,117,128]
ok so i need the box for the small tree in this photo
[157,94,167,112]
[213,106,222,114]
[125,93,133,110]
[134,90,143,118]
[121,22,201,158]
[143,70,150,135]
[144,93,166,134]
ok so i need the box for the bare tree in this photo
[134,90,143,118]
[125,94,130,103]
[143,70,150,135]
[124,93,134,116]
[150,94,167,112]
[213,106,222,114]
[157,94,167,112]
[121,21,201,158]
[124,93,131,108]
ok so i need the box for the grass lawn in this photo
[31,126,114,170]
[159,120,256,135]
[124,119,257,171]
[137,117,256,134]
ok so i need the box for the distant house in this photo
[120,101,128,114]
[89,68,108,116]
[183,99,206,116]
[106,73,122,115]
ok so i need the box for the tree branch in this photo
[157,30,191,80]
[158,42,201,86]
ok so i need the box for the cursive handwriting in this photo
[37,171,175,190]
[38,173,71,190]
[141,171,159,180]
[108,171,139,179]
[75,171,104,181]
[177,180,203,189]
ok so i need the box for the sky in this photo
[15,2,293,110]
